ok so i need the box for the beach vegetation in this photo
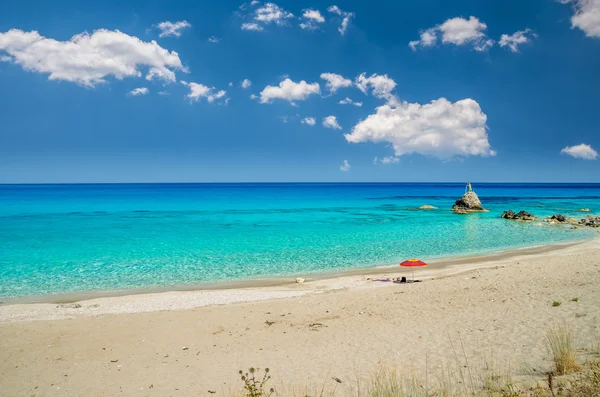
[571,297,579,302]
[239,367,274,397]
[546,323,580,376]
[552,301,561,307]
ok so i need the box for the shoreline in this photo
[0,235,592,306]
[1,232,599,395]
[1,236,598,323]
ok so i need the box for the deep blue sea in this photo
[1,183,598,298]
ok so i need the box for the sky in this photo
[0,0,599,183]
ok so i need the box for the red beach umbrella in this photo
[400,259,428,282]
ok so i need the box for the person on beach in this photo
[465,181,473,194]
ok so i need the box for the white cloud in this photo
[328,5,343,15]
[255,3,294,25]
[241,23,264,31]
[355,73,397,100]
[301,117,316,126]
[208,36,220,43]
[340,160,351,172]
[241,78,252,89]
[320,72,352,93]
[345,98,495,159]
[129,87,149,96]
[300,9,325,30]
[440,16,488,45]
[338,97,362,107]
[323,115,342,130]
[374,156,400,164]
[250,0,260,5]
[181,81,228,103]
[409,16,494,51]
[156,21,191,38]
[158,90,169,96]
[327,5,354,35]
[303,9,325,22]
[561,143,598,159]
[560,0,600,37]
[499,29,535,52]
[258,78,320,104]
[0,29,186,87]
[228,82,234,87]
[409,28,438,50]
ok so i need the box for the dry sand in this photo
[1,238,599,396]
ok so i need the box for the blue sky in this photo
[0,0,599,183]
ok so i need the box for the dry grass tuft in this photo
[546,323,580,376]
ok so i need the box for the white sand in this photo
[0,237,599,396]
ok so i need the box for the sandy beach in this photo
[1,237,599,396]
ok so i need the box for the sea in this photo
[1,183,598,298]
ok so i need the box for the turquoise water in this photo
[0,183,598,298]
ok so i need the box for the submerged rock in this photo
[452,192,486,213]
[501,210,536,221]
[579,215,600,228]
[578,208,591,212]
[419,205,437,210]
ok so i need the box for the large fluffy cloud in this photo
[499,29,535,52]
[320,72,352,93]
[561,143,598,159]
[409,16,494,51]
[345,98,495,158]
[560,0,600,37]
[258,78,320,104]
[0,29,186,87]
[155,21,191,38]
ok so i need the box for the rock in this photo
[549,214,567,222]
[418,205,437,210]
[452,191,485,213]
[579,215,600,227]
[578,208,591,212]
[501,210,536,221]
[295,277,305,284]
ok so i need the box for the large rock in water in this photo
[501,210,536,221]
[452,191,485,213]
[579,215,600,227]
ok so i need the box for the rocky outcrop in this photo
[452,192,486,213]
[579,215,600,228]
[549,214,567,222]
[501,210,536,221]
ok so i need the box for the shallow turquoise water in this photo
[0,183,598,298]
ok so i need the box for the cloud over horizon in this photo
[346,98,495,159]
